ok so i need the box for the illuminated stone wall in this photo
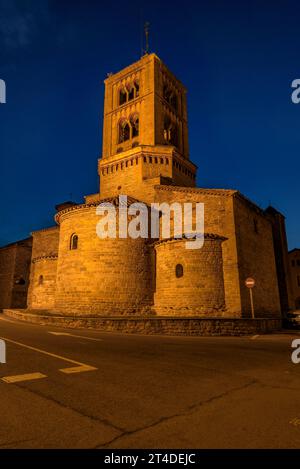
[54,202,154,315]
[27,227,59,309]
[154,235,226,316]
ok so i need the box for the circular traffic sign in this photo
[245,277,256,289]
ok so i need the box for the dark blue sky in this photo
[0,0,299,248]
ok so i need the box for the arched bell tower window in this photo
[163,83,178,111]
[128,84,135,101]
[134,80,140,97]
[170,93,178,110]
[70,233,78,250]
[130,114,139,138]
[118,119,130,143]
[119,80,140,107]
[164,115,178,147]
[38,275,44,285]
[119,87,127,106]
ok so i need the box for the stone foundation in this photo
[3,309,282,336]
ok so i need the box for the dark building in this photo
[0,238,32,309]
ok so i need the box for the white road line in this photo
[48,331,103,342]
[0,336,98,375]
[1,372,47,383]
[60,365,97,374]
[251,335,260,340]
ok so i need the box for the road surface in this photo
[0,314,299,449]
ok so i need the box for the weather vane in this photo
[144,22,150,55]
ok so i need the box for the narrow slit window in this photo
[70,234,78,250]
[175,264,183,278]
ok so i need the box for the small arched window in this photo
[70,234,78,250]
[175,264,184,278]
[15,277,25,285]
[38,275,44,285]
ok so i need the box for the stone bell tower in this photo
[98,53,197,203]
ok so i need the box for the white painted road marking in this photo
[1,372,47,383]
[60,365,97,374]
[0,336,98,375]
[251,335,260,340]
[48,331,103,342]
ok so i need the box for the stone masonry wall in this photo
[31,226,60,259]
[54,204,154,314]
[3,309,282,337]
[0,239,32,309]
[27,257,58,309]
[99,146,196,203]
[154,186,242,316]
[289,250,300,309]
[233,195,281,318]
[154,236,226,316]
[27,227,60,309]
[0,245,16,308]
[11,241,32,308]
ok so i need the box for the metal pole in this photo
[250,288,255,319]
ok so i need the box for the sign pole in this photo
[245,277,256,319]
[249,288,255,319]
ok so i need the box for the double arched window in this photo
[70,233,78,250]
[119,81,140,106]
[163,83,178,111]
[131,114,139,138]
[119,120,131,143]
[118,114,139,143]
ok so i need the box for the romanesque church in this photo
[0,53,295,327]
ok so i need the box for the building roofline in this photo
[234,191,266,216]
[54,195,150,224]
[31,226,59,235]
[0,237,32,250]
[155,185,272,216]
[104,52,186,90]
[289,248,300,254]
[155,185,238,197]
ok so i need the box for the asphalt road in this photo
[0,314,300,449]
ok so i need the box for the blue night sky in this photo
[0,0,299,248]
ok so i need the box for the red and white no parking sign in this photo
[245,277,256,289]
